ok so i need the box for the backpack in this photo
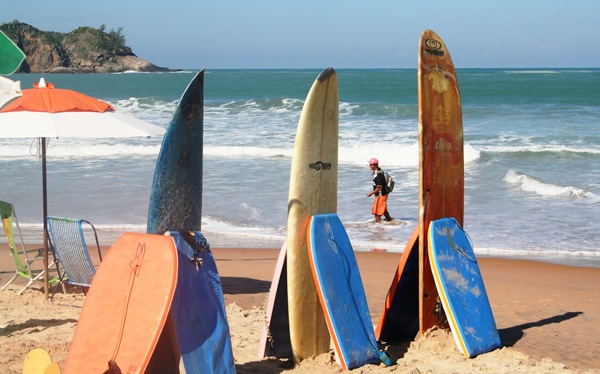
[384,172,395,193]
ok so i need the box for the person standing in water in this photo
[366,157,392,223]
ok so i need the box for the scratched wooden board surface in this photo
[417,29,464,334]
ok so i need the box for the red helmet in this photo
[368,157,379,165]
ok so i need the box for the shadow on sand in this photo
[499,311,583,347]
[0,318,78,337]
[220,276,271,295]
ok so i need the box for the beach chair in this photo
[46,216,102,299]
[0,201,60,295]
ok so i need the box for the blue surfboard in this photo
[144,71,234,372]
[308,214,393,370]
[428,218,501,358]
[166,231,235,373]
[147,69,204,235]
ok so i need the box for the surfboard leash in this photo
[178,230,210,269]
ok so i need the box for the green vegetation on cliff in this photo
[1,20,167,73]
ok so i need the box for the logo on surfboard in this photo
[130,242,146,276]
[435,137,453,151]
[425,38,444,56]
[309,161,332,170]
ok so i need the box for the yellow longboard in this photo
[287,68,339,363]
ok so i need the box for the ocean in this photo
[1,69,599,267]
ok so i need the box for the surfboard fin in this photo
[434,296,448,326]
[102,359,121,374]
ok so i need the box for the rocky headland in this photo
[1,20,171,73]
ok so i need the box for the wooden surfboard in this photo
[308,214,392,370]
[287,67,338,363]
[258,240,292,359]
[375,225,420,342]
[428,218,501,357]
[418,29,464,334]
[64,233,178,374]
[166,231,235,373]
[147,69,204,235]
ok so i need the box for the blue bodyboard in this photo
[308,214,392,370]
[167,231,235,373]
[428,218,501,358]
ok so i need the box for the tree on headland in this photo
[63,24,132,61]
[96,24,127,56]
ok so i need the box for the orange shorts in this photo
[371,194,388,216]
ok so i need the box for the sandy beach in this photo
[1,243,599,373]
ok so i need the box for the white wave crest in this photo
[503,170,594,200]
[339,142,480,168]
[504,70,559,74]
[0,141,161,159]
[205,145,292,159]
[340,142,418,167]
[478,144,600,155]
[464,144,481,164]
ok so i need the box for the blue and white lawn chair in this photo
[46,216,102,299]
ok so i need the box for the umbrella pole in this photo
[42,138,49,300]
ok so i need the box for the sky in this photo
[2,1,599,70]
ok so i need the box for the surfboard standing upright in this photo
[146,71,235,373]
[287,67,338,363]
[147,69,205,234]
[418,30,464,334]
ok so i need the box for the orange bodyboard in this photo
[64,233,178,374]
[375,225,420,341]
[418,29,464,333]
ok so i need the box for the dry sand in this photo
[1,245,599,373]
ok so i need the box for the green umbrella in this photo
[0,30,25,75]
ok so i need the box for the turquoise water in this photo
[1,69,599,266]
